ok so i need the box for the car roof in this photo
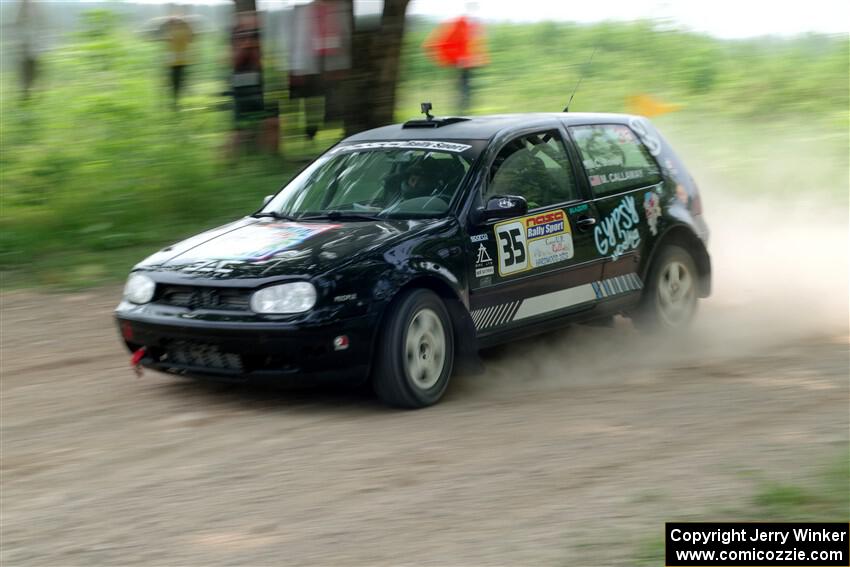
[342,112,637,142]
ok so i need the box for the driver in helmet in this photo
[384,160,433,204]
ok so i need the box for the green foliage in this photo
[79,8,120,39]
[631,450,849,564]
[399,19,849,118]
[751,451,850,521]
[1,11,848,287]
[76,9,127,70]
[0,17,305,287]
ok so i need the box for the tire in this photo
[372,289,455,409]
[634,245,699,331]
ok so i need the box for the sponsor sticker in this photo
[186,222,338,262]
[643,191,661,236]
[589,169,644,187]
[474,242,495,278]
[330,140,472,154]
[628,117,662,156]
[470,233,489,243]
[529,234,573,267]
[593,195,641,261]
[494,209,574,277]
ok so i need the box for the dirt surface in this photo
[3,179,849,567]
[1,283,848,566]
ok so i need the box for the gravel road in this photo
[2,281,847,566]
[4,179,850,566]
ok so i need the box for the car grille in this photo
[155,285,251,311]
[164,341,244,372]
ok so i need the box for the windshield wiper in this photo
[298,211,383,222]
[252,211,296,221]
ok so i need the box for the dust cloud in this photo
[470,130,850,393]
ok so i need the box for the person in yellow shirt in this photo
[158,5,195,109]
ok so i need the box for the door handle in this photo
[576,216,597,230]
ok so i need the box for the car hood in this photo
[137,216,437,280]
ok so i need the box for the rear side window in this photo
[570,124,661,196]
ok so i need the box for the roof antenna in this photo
[421,102,434,120]
[563,47,598,112]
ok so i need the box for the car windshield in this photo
[261,141,480,220]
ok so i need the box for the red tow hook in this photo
[130,347,147,377]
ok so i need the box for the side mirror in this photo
[479,195,528,223]
[262,194,273,206]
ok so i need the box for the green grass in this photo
[1,14,847,289]
[633,450,850,565]
[0,32,341,288]
[400,19,849,119]
[752,452,849,521]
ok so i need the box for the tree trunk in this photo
[231,0,410,136]
[234,0,256,12]
[343,0,411,136]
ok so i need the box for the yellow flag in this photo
[626,94,682,117]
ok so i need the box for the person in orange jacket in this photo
[423,6,488,114]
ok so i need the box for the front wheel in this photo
[372,289,455,408]
[634,245,699,331]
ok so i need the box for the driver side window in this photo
[486,130,578,210]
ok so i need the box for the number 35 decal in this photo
[495,221,528,275]
[494,209,574,277]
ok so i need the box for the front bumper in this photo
[115,308,378,384]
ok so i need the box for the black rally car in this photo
[116,111,710,408]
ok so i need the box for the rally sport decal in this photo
[494,210,574,277]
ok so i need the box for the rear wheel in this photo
[634,245,698,331]
[372,289,455,408]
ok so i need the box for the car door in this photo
[464,127,608,337]
[568,122,664,296]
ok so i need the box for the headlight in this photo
[251,282,317,314]
[123,273,156,304]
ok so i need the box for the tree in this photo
[341,0,411,135]
[231,0,411,136]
